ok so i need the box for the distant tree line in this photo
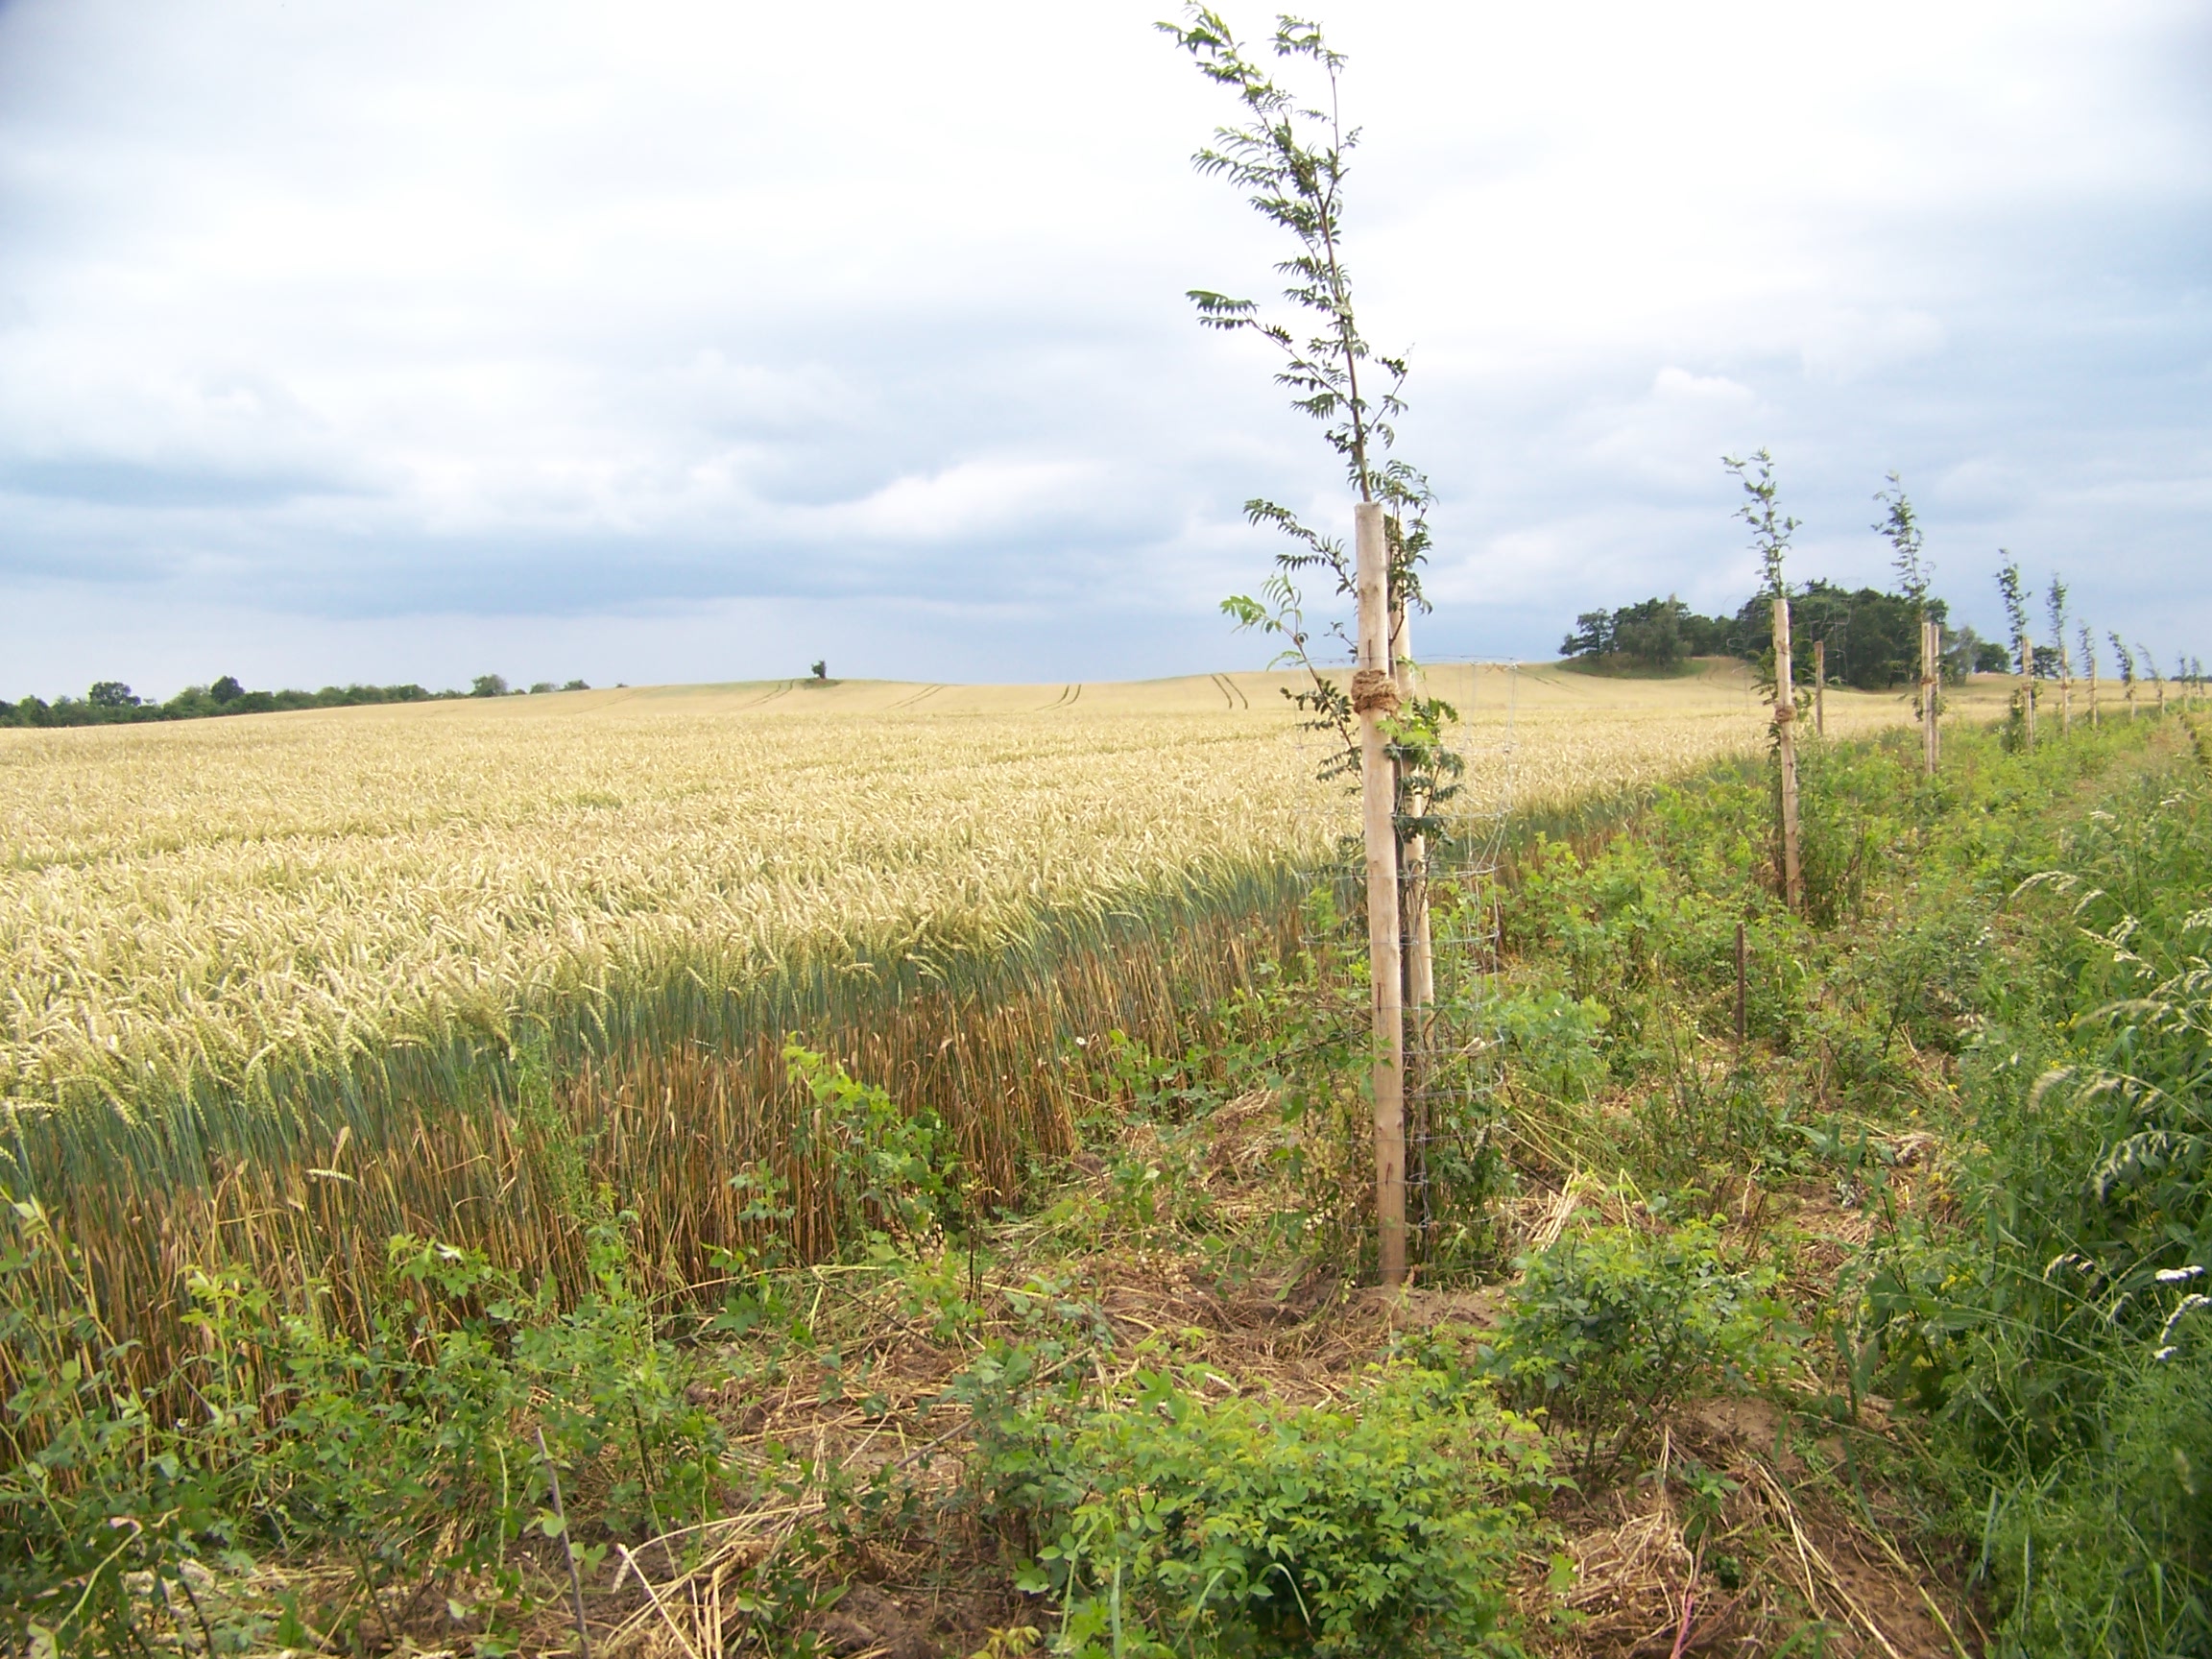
[1,672,591,729]
[1561,583,2014,688]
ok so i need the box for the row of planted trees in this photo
[1734,451,2201,911]
[1170,6,2201,1286]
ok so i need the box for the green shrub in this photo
[1483,1218,1796,1476]
[0,1193,734,1654]
[1005,1364,1551,1658]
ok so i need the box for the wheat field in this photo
[1,661,1977,1376]
[0,660,1957,1118]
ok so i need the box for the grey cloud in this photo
[0,0,2205,697]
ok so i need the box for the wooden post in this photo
[1734,920,1748,1046]
[2059,642,2072,735]
[1354,501,1407,1287]
[1393,590,1436,1053]
[1813,639,1826,737]
[1928,620,1942,771]
[2019,628,2035,747]
[1772,595,1803,911]
[2086,661,2099,727]
[1394,589,1435,1260]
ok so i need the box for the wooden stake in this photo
[1354,501,1407,1287]
[2019,628,2035,747]
[1393,590,1436,1061]
[1734,920,1748,1046]
[1928,621,1942,771]
[2059,643,2072,734]
[1772,595,1803,911]
[1813,639,1826,738]
[1919,619,1936,777]
[2086,661,2099,726]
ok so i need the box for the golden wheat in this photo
[0,664,1954,1116]
[0,662,1972,1385]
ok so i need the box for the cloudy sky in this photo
[1,0,2206,698]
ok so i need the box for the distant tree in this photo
[1608,596,1686,668]
[810,660,829,681]
[210,675,244,704]
[87,681,138,709]
[1940,625,2005,679]
[1560,610,1613,660]
[469,674,509,698]
[528,681,556,694]
[562,679,589,691]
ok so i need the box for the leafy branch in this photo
[1165,7,1436,790]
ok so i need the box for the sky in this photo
[1,0,2206,698]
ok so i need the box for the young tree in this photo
[1724,448,1801,908]
[2045,575,2072,733]
[1168,7,1454,1286]
[2108,632,2137,720]
[2077,625,2100,726]
[2138,642,2166,715]
[1996,559,2032,747]
[1875,472,1937,767]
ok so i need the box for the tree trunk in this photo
[2019,631,2035,747]
[1773,595,1803,911]
[1393,590,1434,1260]
[1354,501,1406,1287]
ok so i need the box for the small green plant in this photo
[1018,1363,1551,1658]
[786,1043,961,1254]
[1484,1218,1796,1477]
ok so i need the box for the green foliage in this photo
[1559,595,1736,669]
[1003,1363,1550,1658]
[1875,471,1929,611]
[786,1041,962,1253]
[1168,7,1441,783]
[0,676,448,727]
[1723,448,1796,597]
[0,1187,734,1653]
[1839,737,2212,1651]
[1482,1219,1796,1476]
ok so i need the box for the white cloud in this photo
[0,0,2205,694]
